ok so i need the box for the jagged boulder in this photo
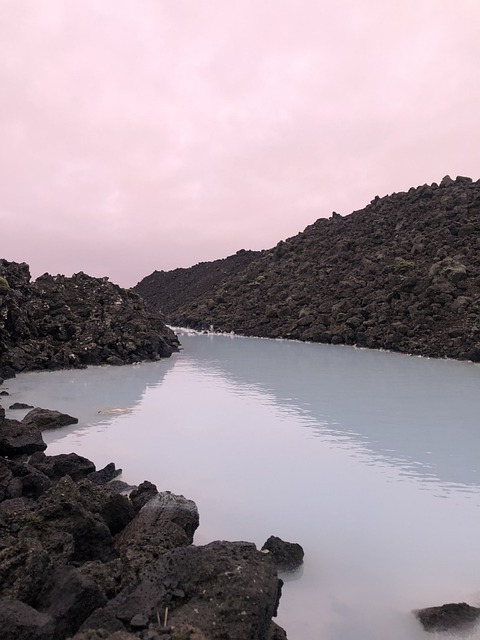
[128,480,158,512]
[81,541,282,640]
[114,491,199,580]
[87,463,122,486]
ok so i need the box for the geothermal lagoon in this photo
[4,331,480,640]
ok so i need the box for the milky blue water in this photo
[4,331,480,640]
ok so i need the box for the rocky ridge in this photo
[0,260,180,373]
[136,176,480,361]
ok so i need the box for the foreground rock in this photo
[0,411,289,639]
[81,540,282,639]
[0,260,180,373]
[414,602,480,632]
[136,176,480,362]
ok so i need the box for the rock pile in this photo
[0,408,292,640]
[136,176,480,361]
[0,260,180,373]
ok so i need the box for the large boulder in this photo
[114,491,199,580]
[81,540,283,640]
[0,418,47,457]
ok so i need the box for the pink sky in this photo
[1,1,479,287]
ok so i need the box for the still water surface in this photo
[5,332,480,639]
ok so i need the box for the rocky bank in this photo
[136,176,480,361]
[0,260,179,374]
[0,406,295,640]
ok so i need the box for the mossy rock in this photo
[0,275,10,290]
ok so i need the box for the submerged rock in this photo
[22,407,79,430]
[414,602,480,632]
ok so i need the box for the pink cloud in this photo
[1,0,479,286]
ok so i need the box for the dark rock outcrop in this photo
[262,535,304,572]
[136,177,480,361]
[81,540,282,640]
[414,602,480,632]
[0,261,180,373]
[0,411,289,639]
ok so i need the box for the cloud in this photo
[1,0,479,285]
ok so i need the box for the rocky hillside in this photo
[135,176,480,361]
[135,249,259,316]
[0,260,179,373]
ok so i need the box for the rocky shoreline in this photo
[0,392,302,640]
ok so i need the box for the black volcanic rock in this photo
[0,439,288,640]
[262,535,304,572]
[0,261,180,373]
[22,408,78,430]
[136,177,480,361]
[0,418,47,457]
[135,249,260,316]
[415,602,480,632]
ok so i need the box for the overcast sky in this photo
[1,1,479,287]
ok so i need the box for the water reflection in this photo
[174,331,480,495]
[4,356,178,438]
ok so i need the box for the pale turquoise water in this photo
[4,332,480,639]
